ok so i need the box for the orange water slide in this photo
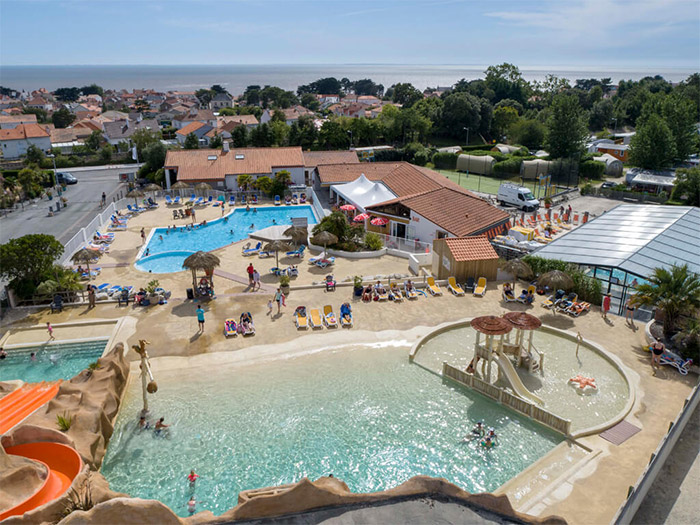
[0,381,62,434]
[0,442,83,520]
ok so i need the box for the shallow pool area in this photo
[136,206,317,273]
[0,340,108,383]
[413,325,630,433]
[102,344,562,517]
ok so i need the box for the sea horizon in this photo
[2,63,697,94]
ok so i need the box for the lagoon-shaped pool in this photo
[102,344,562,517]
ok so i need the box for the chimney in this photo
[223,141,230,153]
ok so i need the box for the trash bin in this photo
[186,288,194,300]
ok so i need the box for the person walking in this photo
[47,322,55,340]
[253,269,261,291]
[191,208,196,223]
[274,288,284,314]
[247,263,255,285]
[624,298,635,325]
[650,340,665,374]
[140,228,146,244]
[566,204,572,222]
[602,293,611,319]
[196,305,205,333]
[101,192,106,207]
[87,284,96,308]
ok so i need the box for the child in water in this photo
[465,421,484,440]
[187,469,199,487]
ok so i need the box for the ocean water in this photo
[1,64,696,93]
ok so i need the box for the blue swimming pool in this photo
[136,206,317,273]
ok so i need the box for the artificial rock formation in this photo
[0,446,47,512]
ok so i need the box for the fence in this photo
[309,187,329,219]
[371,232,432,255]
[612,383,699,524]
[587,187,669,204]
[442,362,571,436]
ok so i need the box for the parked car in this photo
[56,172,77,185]
[600,181,616,189]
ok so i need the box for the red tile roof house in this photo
[315,162,510,245]
[0,114,38,129]
[0,124,51,158]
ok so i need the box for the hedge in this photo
[432,152,458,170]
[579,160,606,179]
[493,157,524,174]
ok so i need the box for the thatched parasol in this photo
[143,183,162,191]
[71,247,98,278]
[195,182,212,195]
[470,315,513,335]
[502,312,542,331]
[284,225,308,245]
[171,181,190,190]
[500,258,533,288]
[183,251,221,290]
[538,270,573,292]
[311,231,338,254]
[264,240,292,267]
[126,188,145,207]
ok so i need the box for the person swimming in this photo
[486,427,499,446]
[30,352,37,362]
[187,469,200,487]
[249,223,255,229]
[272,219,276,224]
[138,415,150,430]
[481,436,495,449]
[49,353,59,365]
[154,417,170,436]
[466,421,485,440]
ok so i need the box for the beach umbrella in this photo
[353,213,369,223]
[340,204,355,212]
[126,188,145,207]
[311,231,338,255]
[143,183,162,202]
[500,258,534,289]
[195,182,212,196]
[183,251,221,290]
[370,217,389,226]
[71,248,98,279]
[502,312,542,331]
[171,181,190,190]
[264,240,292,267]
[283,225,308,245]
[538,270,573,292]
[470,315,513,335]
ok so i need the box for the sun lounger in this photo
[447,277,465,296]
[566,301,590,317]
[659,352,693,375]
[106,285,122,296]
[95,283,110,292]
[206,196,213,205]
[224,318,238,337]
[502,285,517,302]
[314,257,335,268]
[178,209,186,219]
[309,308,323,329]
[464,277,475,292]
[286,244,306,258]
[229,195,235,206]
[426,276,443,296]
[258,250,273,259]
[251,195,258,204]
[127,204,145,214]
[188,194,196,204]
[556,293,578,312]
[242,241,262,256]
[291,194,298,204]
[241,195,247,205]
[274,195,281,206]
[165,195,174,205]
[390,283,403,301]
[403,282,419,299]
[294,306,309,329]
[472,277,487,297]
[285,196,291,205]
[194,197,204,206]
[287,265,298,277]
[323,305,338,328]
[238,312,255,336]
[300,193,307,204]
[340,303,353,327]
[374,285,389,301]
[107,222,127,231]
[517,285,536,304]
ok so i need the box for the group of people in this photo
[464,421,499,449]
[138,414,170,436]
[246,263,262,291]
[362,280,412,302]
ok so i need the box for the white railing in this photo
[309,188,329,219]
[372,232,432,255]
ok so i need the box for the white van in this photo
[497,183,540,211]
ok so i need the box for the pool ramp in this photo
[0,381,62,434]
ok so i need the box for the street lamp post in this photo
[611,118,617,136]
[347,130,353,150]
[463,127,470,147]
[47,153,58,188]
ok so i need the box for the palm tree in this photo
[236,174,253,191]
[633,264,700,337]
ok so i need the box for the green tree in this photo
[484,63,530,104]
[660,95,697,162]
[22,107,48,123]
[236,174,253,191]
[270,170,291,197]
[195,88,214,106]
[671,167,700,207]
[99,144,114,162]
[288,115,318,149]
[231,125,248,147]
[297,77,342,95]
[589,99,614,130]
[17,166,42,197]
[53,87,80,101]
[270,120,289,146]
[510,119,546,149]
[51,107,76,128]
[633,265,700,337]
[0,234,64,285]
[390,83,423,107]
[25,144,44,165]
[413,97,443,127]
[440,92,484,139]
[134,99,150,113]
[141,142,166,173]
[85,130,102,151]
[629,114,676,169]
[300,93,320,111]
[544,94,588,158]
[130,128,161,159]
[312,210,355,244]
[253,175,273,194]
[184,133,199,149]
[209,133,223,149]
[673,73,700,121]
[495,98,524,115]
[80,83,104,96]
[250,123,274,147]
[492,106,519,138]
[319,120,349,149]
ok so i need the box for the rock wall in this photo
[0,446,47,512]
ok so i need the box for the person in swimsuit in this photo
[624,298,635,325]
[187,470,199,487]
[650,341,665,373]
[466,421,484,440]
[486,428,499,446]
[155,417,169,435]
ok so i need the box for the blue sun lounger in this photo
[229,195,235,206]
[173,195,181,204]
[188,194,196,204]
[165,195,174,205]
[286,244,306,258]
[243,241,262,256]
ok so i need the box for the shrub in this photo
[580,182,594,195]
[493,157,523,174]
[413,149,430,166]
[146,279,159,294]
[432,152,458,170]
[522,256,602,304]
[57,412,73,431]
[364,232,384,251]
[579,160,605,179]
[279,274,290,287]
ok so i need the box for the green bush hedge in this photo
[432,152,458,170]
[493,157,524,174]
[579,160,606,179]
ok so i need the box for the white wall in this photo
[0,136,51,159]
[272,166,305,186]
[409,211,448,244]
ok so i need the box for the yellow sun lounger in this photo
[426,276,443,296]
[309,308,323,329]
[473,277,487,297]
[323,305,338,328]
[447,277,465,296]
[403,282,419,299]
[294,307,308,329]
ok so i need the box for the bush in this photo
[522,256,602,304]
[580,182,594,195]
[373,149,403,162]
[364,232,384,251]
[56,413,73,431]
[493,157,523,174]
[579,160,605,179]
[431,152,458,169]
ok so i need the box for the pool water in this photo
[413,326,630,432]
[102,344,562,517]
[136,206,317,273]
[0,340,108,383]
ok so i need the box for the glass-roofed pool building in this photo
[533,204,700,318]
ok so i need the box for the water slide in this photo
[495,354,544,406]
[0,382,62,435]
[0,442,83,520]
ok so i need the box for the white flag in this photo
[132,146,138,160]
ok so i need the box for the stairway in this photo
[0,381,61,434]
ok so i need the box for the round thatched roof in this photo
[470,315,513,335]
[182,251,221,271]
[195,182,213,190]
[126,188,145,198]
[500,258,534,280]
[538,270,574,291]
[264,240,292,252]
[311,231,338,246]
[143,183,162,191]
[71,247,98,263]
[502,312,542,331]
[171,181,191,189]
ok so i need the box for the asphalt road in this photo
[0,170,126,245]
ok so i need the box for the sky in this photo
[1,0,699,68]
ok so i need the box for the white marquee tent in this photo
[330,173,397,211]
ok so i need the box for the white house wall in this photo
[0,136,51,159]
[409,211,449,244]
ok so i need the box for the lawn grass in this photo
[433,169,541,195]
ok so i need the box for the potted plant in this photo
[279,274,290,294]
[353,275,364,297]
[61,196,68,207]
[146,279,160,298]
[45,189,53,200]
[543,196,552,209]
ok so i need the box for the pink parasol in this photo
[370,217,389,226]
[353,213,370,222]
[340,204,356,211]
